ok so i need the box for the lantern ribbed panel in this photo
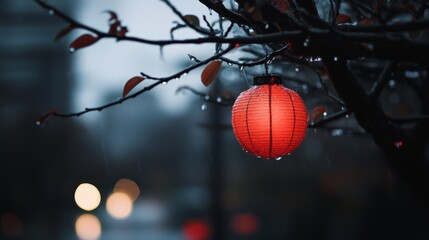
[231,84,308,158]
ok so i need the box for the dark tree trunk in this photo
[325,59,429,205]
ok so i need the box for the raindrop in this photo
[201,104,207,111]
[209,8,212,15]
[287,153,292,156]
[239,66,244,70]
[302,84,309,93]
[162,81,167,85]
[216,97,222,103]
[333,57,339,61]
[303,38,309,47]
[264,23,269,29]
[69,47,75,53]
[331,129,344,136]
[323,112,328,117]
[388,79,396,88]
[227,62,233,66]
[182,72,188,76]
[275,157,282,161]
[257,156,261,158]
[345,114,349,118]
[48,9,54,16]
[295,67,299,72]
[204,95,210,100]
[174,77,180,81]
[36,121,41,126]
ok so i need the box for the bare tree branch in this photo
[45,45,234,120]
[308,108,351,128]
[369,61,396,101]
[161,0,215,36]
[176,86,234,106]
[36,0,429,63]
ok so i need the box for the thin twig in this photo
[308,108,350,128]
[176,86,234,106]
[203,15,216,34]
[368,61,396,101]
[161,0,215,36]
[219,44,289,67]
[49,46,234,119]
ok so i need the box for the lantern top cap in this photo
[253,75,282,85]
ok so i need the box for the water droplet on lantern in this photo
[204,95,210,100]
[228,62,233,66]
[201,104,207,111]
[69,47,75,53]
[162,81,167,85]
[216,97,222,103]
[275,157,282,161]
[394,141,403,148]
[295,67,299,72]
[388,80,396,88]
[331,129,344,136]
[48,9,54,15]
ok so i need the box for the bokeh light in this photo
[74,183,101,211]
[231,213,259,235]
[106,192,133,219]
[183,219,210,240]
[75,214,101,240]
[113,178,140,202]
[1,213,22,237]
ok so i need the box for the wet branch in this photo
[308,108,351,128]
[46,46,234,120]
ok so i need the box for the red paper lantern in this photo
[232,75,308,159]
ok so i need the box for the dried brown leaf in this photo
[201,60,222,87]
[122,76,145,97]
[70,34,99,51]
[310,105,327,122]
[335,14,352,24]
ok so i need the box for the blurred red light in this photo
[231,213,259,235]
[183,219,210,240]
